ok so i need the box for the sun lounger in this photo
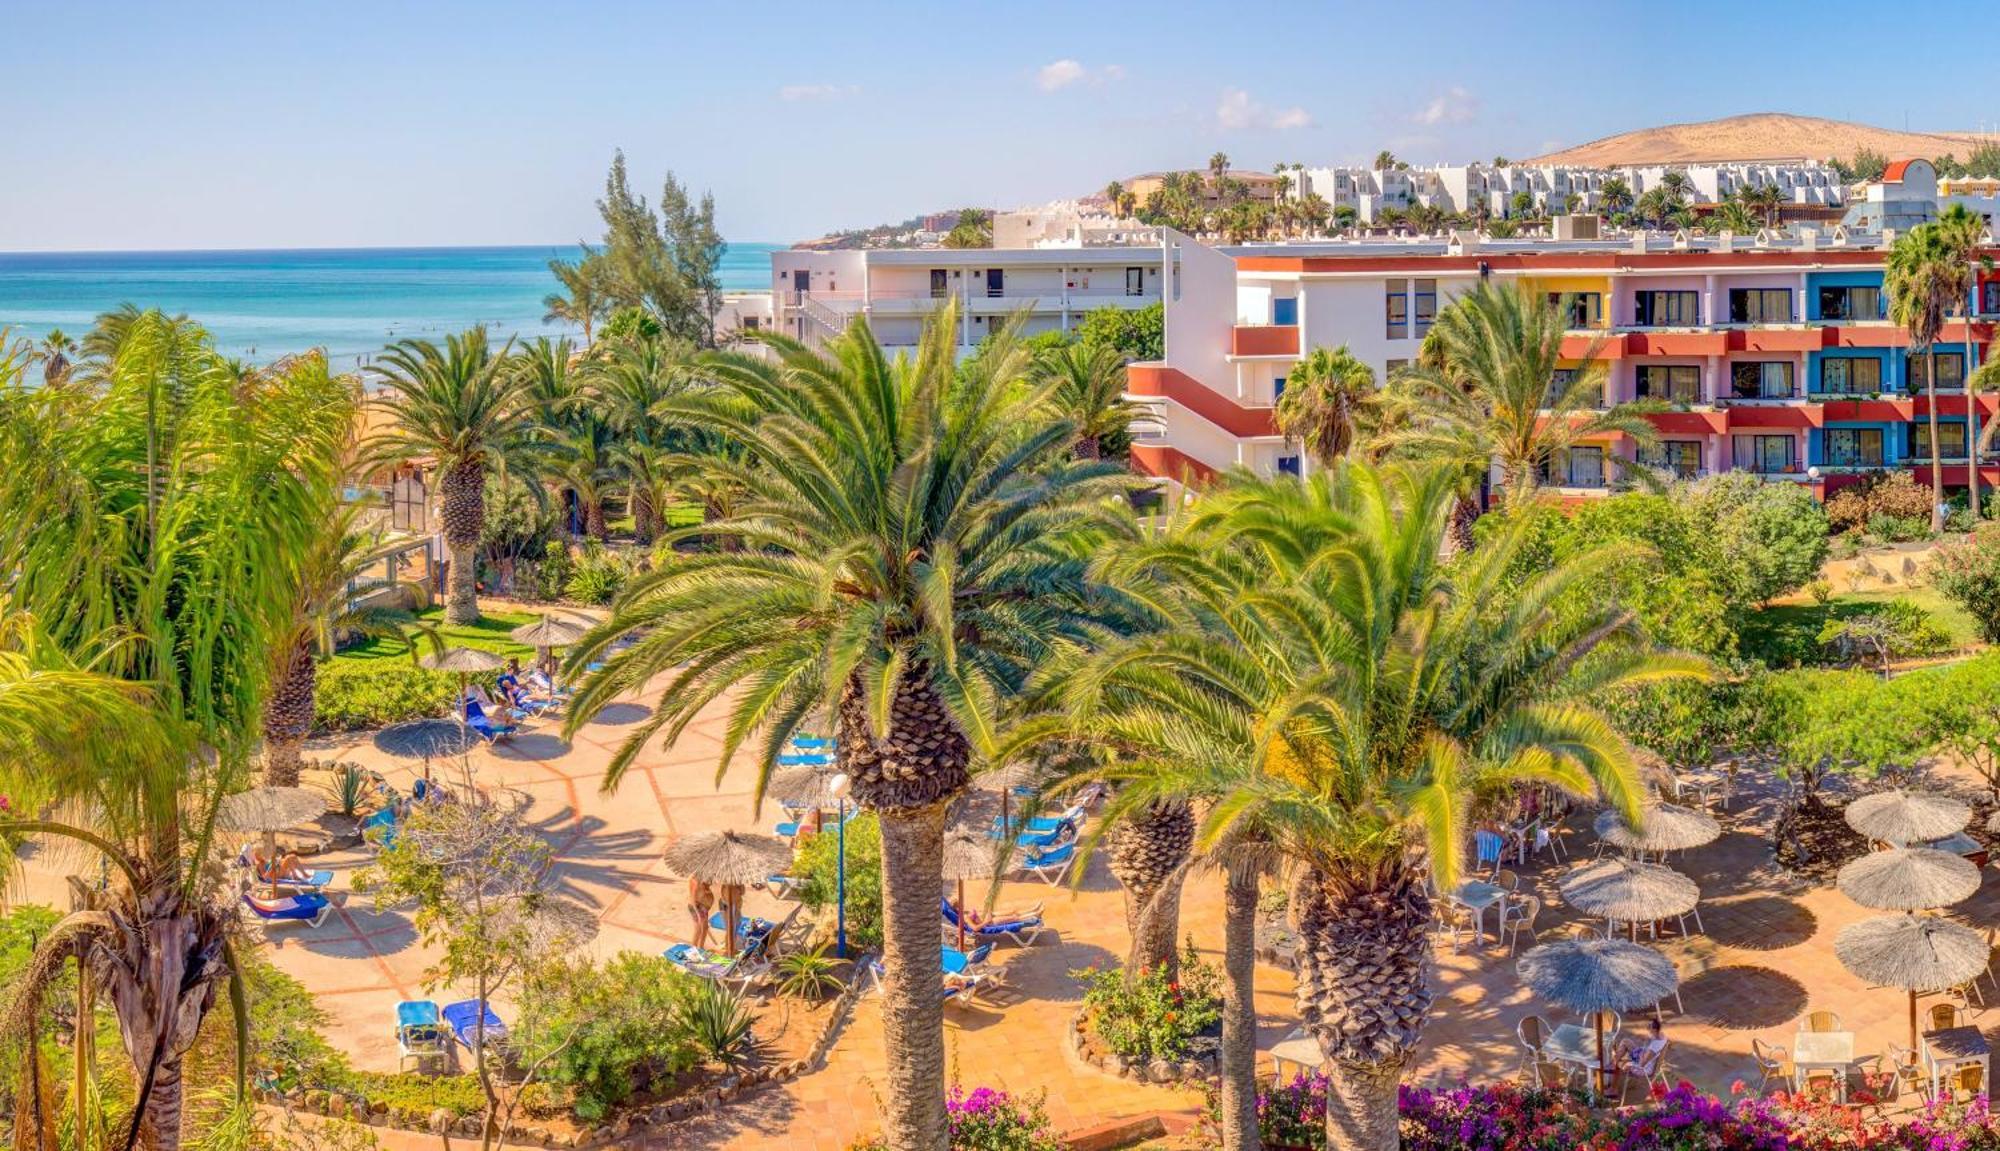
[662,942,772,993]
[777,752,835,767]
[708,911,776,941]
[463,699,519,742]
[763,874,801,899]
[789,736,835,750]
[238,847,334,892]
[1015,842,1075,885]
[941,898,1048,946]
[440,999,508,1053]
[360,805,399,848]
[865,955,994,1005]
[396,1000,448,1070]
[242,889,331,929]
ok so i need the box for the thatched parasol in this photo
[509,614,589,682]
[219,786,329,891]
[1633,747,1677,792]
[422,646,506,734]
[1594,803,1721,856]
[1519,938,1680,1093]
[1558,858,1699,938]
[942,826,1002,950]
[1837,848,1981,912]
[1844,790,1970,847]
[494,894,600,949]
[768,765,846,813]
[1835,913,1988,1051]
[981,761,1047,832]
[662,830,793,956]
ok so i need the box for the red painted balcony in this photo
[1646,411,1728,435]
[1560,333,1625,360]
[1129,444,1217,483]
[1627,331,1729,357]
[1230,325,1299,357]
[1730,329,1825,354]
[1126,364,1277,438]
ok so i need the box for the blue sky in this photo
[5,0,1998,251]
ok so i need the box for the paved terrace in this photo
[16,690,2000,1148]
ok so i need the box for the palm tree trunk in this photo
[1107,798,1194,976]
[136,1056,186,1151]
[1927,347,1946,532]
[875,803,951,1151]
[1219,862,1263,1151]
[1324,1058,1403,1151]
[261,636,316,789]
[1073,436,1102,461]
[584,498,608,542]
[632,487,658,546]
[438,461,486,625]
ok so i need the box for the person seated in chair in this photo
[964,903,1041,928]
[496,659,530,708]
[1610,1017,1667,1089]
[252,847,310,884]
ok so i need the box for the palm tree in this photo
[362,328,543,624]
[35,328,77,386]
[1934,204,1995,521]
[1374,280,1656,505]
[1152,465,1694,1150]
[0,313,355,1151]
[1102,795,1194,973]
[589,332,691,543]
[264,501,426,787]
[559,306,1135,1151]
[1888,222,1967,531]
[553,413,618,540]
[1598,177,1634,219]
[1739,183,1784,228]
[1274,346,1377,470]
[544,251,608,346]
[1034,340,1141,462]
[1710,200,1759,235]
[1209,152,1230,184]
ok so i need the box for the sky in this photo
[6,0,2000,252]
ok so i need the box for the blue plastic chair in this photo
[395,1000,447,1069]
[463,699,518,742]
[440,1000,507,1051]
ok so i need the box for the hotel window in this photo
[1732,434,1797,474]
[1823,428,1885,468]
[1818,284,1882,321]
[1635,364,1702,404]
[1563,446,1606,487]
[1548,367,1602,408]
[1126,267,1145,297]
[1641,440,1704,478]
[1277,455,1301,476]
[1909,352,1967,389]
[1633,290,1700,327]
[1548,292,1602,329]
[1817,357,1882,395]
[1272,297,1298,325]
[1730,361,1796,399]
[1413,279,1438,334]
[1385,280,1409,339]
[1911,421,1969,459]
[1983,282,2000,315]
[930,269,949,299]
[1385,358,1410,378]
[1728,288,1792,324]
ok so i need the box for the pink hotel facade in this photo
[1128,229,2000,501]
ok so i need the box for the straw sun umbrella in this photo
[1836,848,1981,913]
[421,646,505,729]
[1559,858,1700,940]
[1844,790,1970,847]
[509,614,588,682]
[1518,937,1680,1094]
[1835,913,1988,1052]
[1593,802,1721,857]
[218,786,329,893]
[661,830,793,956]
[942,826,1001,951]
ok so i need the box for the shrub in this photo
[1681,472,1829,606]
[679,980,758,1067]
[242,954,351,1092]
[333,1072,487,1118]
[1824,486,1871,533]
[1816,597,1953,664]
[538,540,575,602]
[794,811,883,949]
[1867,471,1935,521]
[312,661,458,732]
[325,762,371,817]
[773,945,844,1002]
[1806,578,1832,605]
[1866,512,1928,543]
[1074,940,1223,1062]
[517,952,705,1121]
[850,1087,1064,1151]
[565,545,629,605]
[1933,526,2000,643]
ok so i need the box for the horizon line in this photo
[0,240,792,258]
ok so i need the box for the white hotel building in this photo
[1291,161,1847,223]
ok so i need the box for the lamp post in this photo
[829,772,852,958]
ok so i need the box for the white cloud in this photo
[1412,86,1479,126]
[1036,59,1124,91]
[1216,88,1313,132]
[778,83,857,102]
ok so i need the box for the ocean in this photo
[0,243,783,368]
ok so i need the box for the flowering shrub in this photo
[1073,941,1224,1062]
[848,1086,1062,1151]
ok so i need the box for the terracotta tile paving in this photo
[17,668,2000,1148]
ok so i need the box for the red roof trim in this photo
[1882,159,1916,183]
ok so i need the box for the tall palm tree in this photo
[362,328,542,624]
[559,306,1135,1151]
[0,312,355,1151]
[1374,280,1655,506]
[1739,183,1784,228]
[1165,465,1695,1150]
[1934,204,1995,521]
[1033,340,1141,461]
[554,413,618,540]
[1102,795,1194,973]
[544,252,608,346]
[35,328,77,386]
[589,332,692,544]
[1273,346,1377,470]
[1598,177,1634,219]
[1889,223,1966,531]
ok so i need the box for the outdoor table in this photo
[1449,881,1508,946]
[1543,1023,1609,1090]
[1268,1028,1321,1084]
[1922,1025,1990,1100]
[1922,832,1990,870]
[1792,1030,1856,1101]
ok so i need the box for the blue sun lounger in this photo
[789,736,835,750]
[777,752,834,767]
[242,889,331,929]
[463,700,518,742]
[941,898,1048,946]
[396,1000,448,1069]
[441,999,508,1053]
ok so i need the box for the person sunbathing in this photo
[252,848,313,884]
[964,903,1042,927]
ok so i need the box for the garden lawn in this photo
[332,606,543,665]
[1742,585,1983,665]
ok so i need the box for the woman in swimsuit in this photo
[689,878,716,951]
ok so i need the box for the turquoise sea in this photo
[0,243,782,368]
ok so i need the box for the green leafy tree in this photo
[560,306,1135,1151]
[1075,302,1164,362]
[1775,670,1927,795]
[1917,652,2000,798]
[588,152,729,346]
[1679,471,1830,607]
[942,208,994,249]
[362,328,545,624]
[1273,346,1377,469]
[1931,525,2000,642]
[0,313,354,1151]
[543,250,610,346]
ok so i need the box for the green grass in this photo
[331,606,544,665]
[1741,585,1982,666]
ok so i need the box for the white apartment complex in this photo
[1291,160,1848,223]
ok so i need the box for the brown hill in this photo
[1529,113,1988,167]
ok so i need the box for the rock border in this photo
[1065,1007,1217,1086]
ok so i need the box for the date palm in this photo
[1934,204,1995,521]
[1274,345,1377,469]
[561,305,1135,1151]
[1375,280,1654,505]
[588,332,692,544]
[1033,340,1141,461]
[362,328,542,623]
[1147,465,1694,1150]
[35,327,77,386]
[1889,222,1966,531]
[0,313,354,1151]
